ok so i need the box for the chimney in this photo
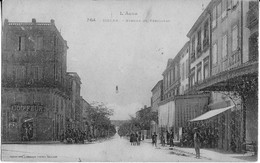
[144,105,147,109]
[32,18,36,24]
[51,19,55,25]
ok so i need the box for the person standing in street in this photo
[170,130,174,147]
[194,128,201,159]
[152,132,157,147]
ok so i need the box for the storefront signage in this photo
[11,105,45,112]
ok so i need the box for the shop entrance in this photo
[21,121,33,141]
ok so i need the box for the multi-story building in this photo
[179,42,190,95]
[81,97,92,136]
[150,80,163,135]
[1,19,70,141]
[187,6,211,90]
[189,0,258,152]
[151,80,163,112]
[66,72,82,130]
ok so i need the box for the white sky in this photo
[3,0,210,120]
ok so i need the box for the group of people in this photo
[181,125,218,149]
[160,130,175,147]
[60,128,91,144]
[129,132,142,146]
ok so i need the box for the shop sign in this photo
[11,105,45,112]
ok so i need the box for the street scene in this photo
[1,0,258,162]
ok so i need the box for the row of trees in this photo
[83,102,116,138]
[118,108,158,137]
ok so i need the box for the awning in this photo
[189,105,234,122]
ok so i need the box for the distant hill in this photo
[111,120,128,127]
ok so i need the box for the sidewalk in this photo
[143,139,257,162]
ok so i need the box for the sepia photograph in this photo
[1,0,258,162]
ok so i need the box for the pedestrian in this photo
[130,133,134,145]
[166,131,170,145]
[161,134,165,146]
[194,128,201,159]
[170,131,174,147]
[152,132,157,147]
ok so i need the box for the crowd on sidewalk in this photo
[60,128,92,144]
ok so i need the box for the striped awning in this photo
[189,105,234,122]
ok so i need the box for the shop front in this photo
[2,104,53,142]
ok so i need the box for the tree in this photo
[84,101,115,138]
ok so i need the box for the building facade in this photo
[188,0,258,152]
[66,72,82,130]
[178,42,190,95]
[1,19,70,142]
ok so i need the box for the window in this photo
[222,0,227,18]
[186,59,189,79]
[16,66,25,80]
[182,63,185,80]
[36,36,43,50]
[54,64,58,81]
[232,25,238,52]
[171,69,174,84]
[212,6,217,28]
[213,43,218,64]
[167,72,171,86]
[197,30,202,54]
[222,34,228,59]
[249,33,258,61]
[32,66,39,80]
[18,36,25,51]
[190,68,195,86]
[217,2,222,18]
[175,65,178,80]
[197,63,202,82]
[204,57,210,79]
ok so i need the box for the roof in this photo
[67,72,82,84]
[151,80,163,92]
[186,0,216,38]
[189,105,234,122]
[4,19,69,49]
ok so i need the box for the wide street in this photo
[2,133,254,162]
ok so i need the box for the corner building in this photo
[1,19,70,142]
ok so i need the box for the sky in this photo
[3,0,210,120]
